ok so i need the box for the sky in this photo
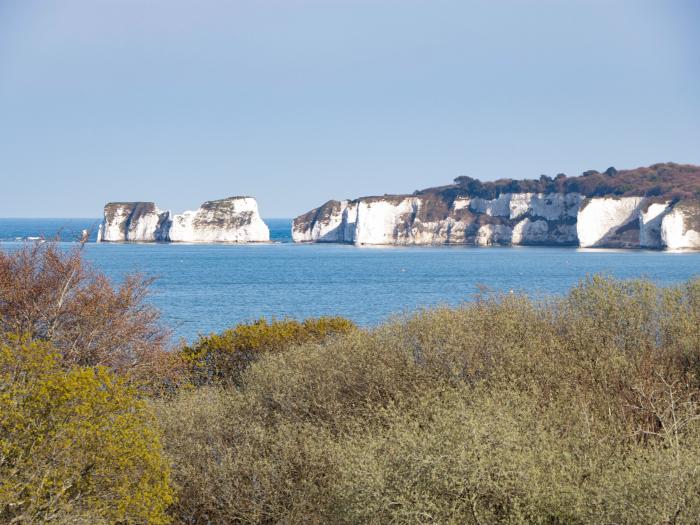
[0,0,698,218]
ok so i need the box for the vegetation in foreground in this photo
[2,243,700,523]
[1,337,173,524]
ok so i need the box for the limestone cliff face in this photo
[98,197,269,243]
[97,202,170,242]
[168,197,269,242]
[576,197,644,248]
[660,201,700,250]
[292,200,356,242]
[640,202,672,249]
[293,192,582,246]
[293,193,700,250]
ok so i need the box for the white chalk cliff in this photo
[168,197,269,242]
[576,197,643,248]
[293,193,700,250]
[97,202,170,242]
[660,201,700,250]
[97,197,269,243]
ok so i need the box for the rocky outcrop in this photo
[292,200,356,242]
[576,197,643,248]
[293,192,582,246]
[97,202,170,242]
[293,193,700,250]
[168,197,269,242]
[294,163,700,249]
[97,197,269,243]
[660,201,700,250]
[639,202,672,249]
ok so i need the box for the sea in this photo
[1,218,699,341]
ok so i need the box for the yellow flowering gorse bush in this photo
[0,336,174,524]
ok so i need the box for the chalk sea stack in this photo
[97,197,269,243]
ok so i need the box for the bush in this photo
[0,243,182,391]
[331,387,700,524]
[181,316,356,386]
[158,277,700,524]
[0,335,174,524]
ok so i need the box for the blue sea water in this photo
[1,218,699,341]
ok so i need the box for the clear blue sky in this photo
[1,0,698,218]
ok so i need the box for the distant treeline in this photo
[420,162,700,201]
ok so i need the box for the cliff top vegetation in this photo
[312,163,700,210]
[431,162,700,201]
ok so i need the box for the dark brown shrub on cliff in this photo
[450,162,700,200]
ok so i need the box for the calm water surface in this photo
[2,218,699,340]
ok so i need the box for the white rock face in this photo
[511,219,550,244]
[294,191,700,250]
[452,197,471,211]
[639,202,672,248]
[354,198,420,245]
[509,193,583,221]
[98,197,269,243]
[101,206,130,242]
[576,197,644,248]
[469,194,511,217]
[168,197,269,242]
[294,192,584,246]
[475,224,512,246]
[661,202,700,250]
[291,200,353,242]
[342,201,359,242]
[99,202,170,242]
[128,209,170,242]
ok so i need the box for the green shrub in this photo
[331,387,700,524]
[181,316,356,386]
[0,335,174,524]
[157,277,700,524]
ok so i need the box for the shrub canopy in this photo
[0,336,174,524]
[181,316,356,386]
[448,162,700,200]
[158,276,700,524]
[0,243,180,390]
